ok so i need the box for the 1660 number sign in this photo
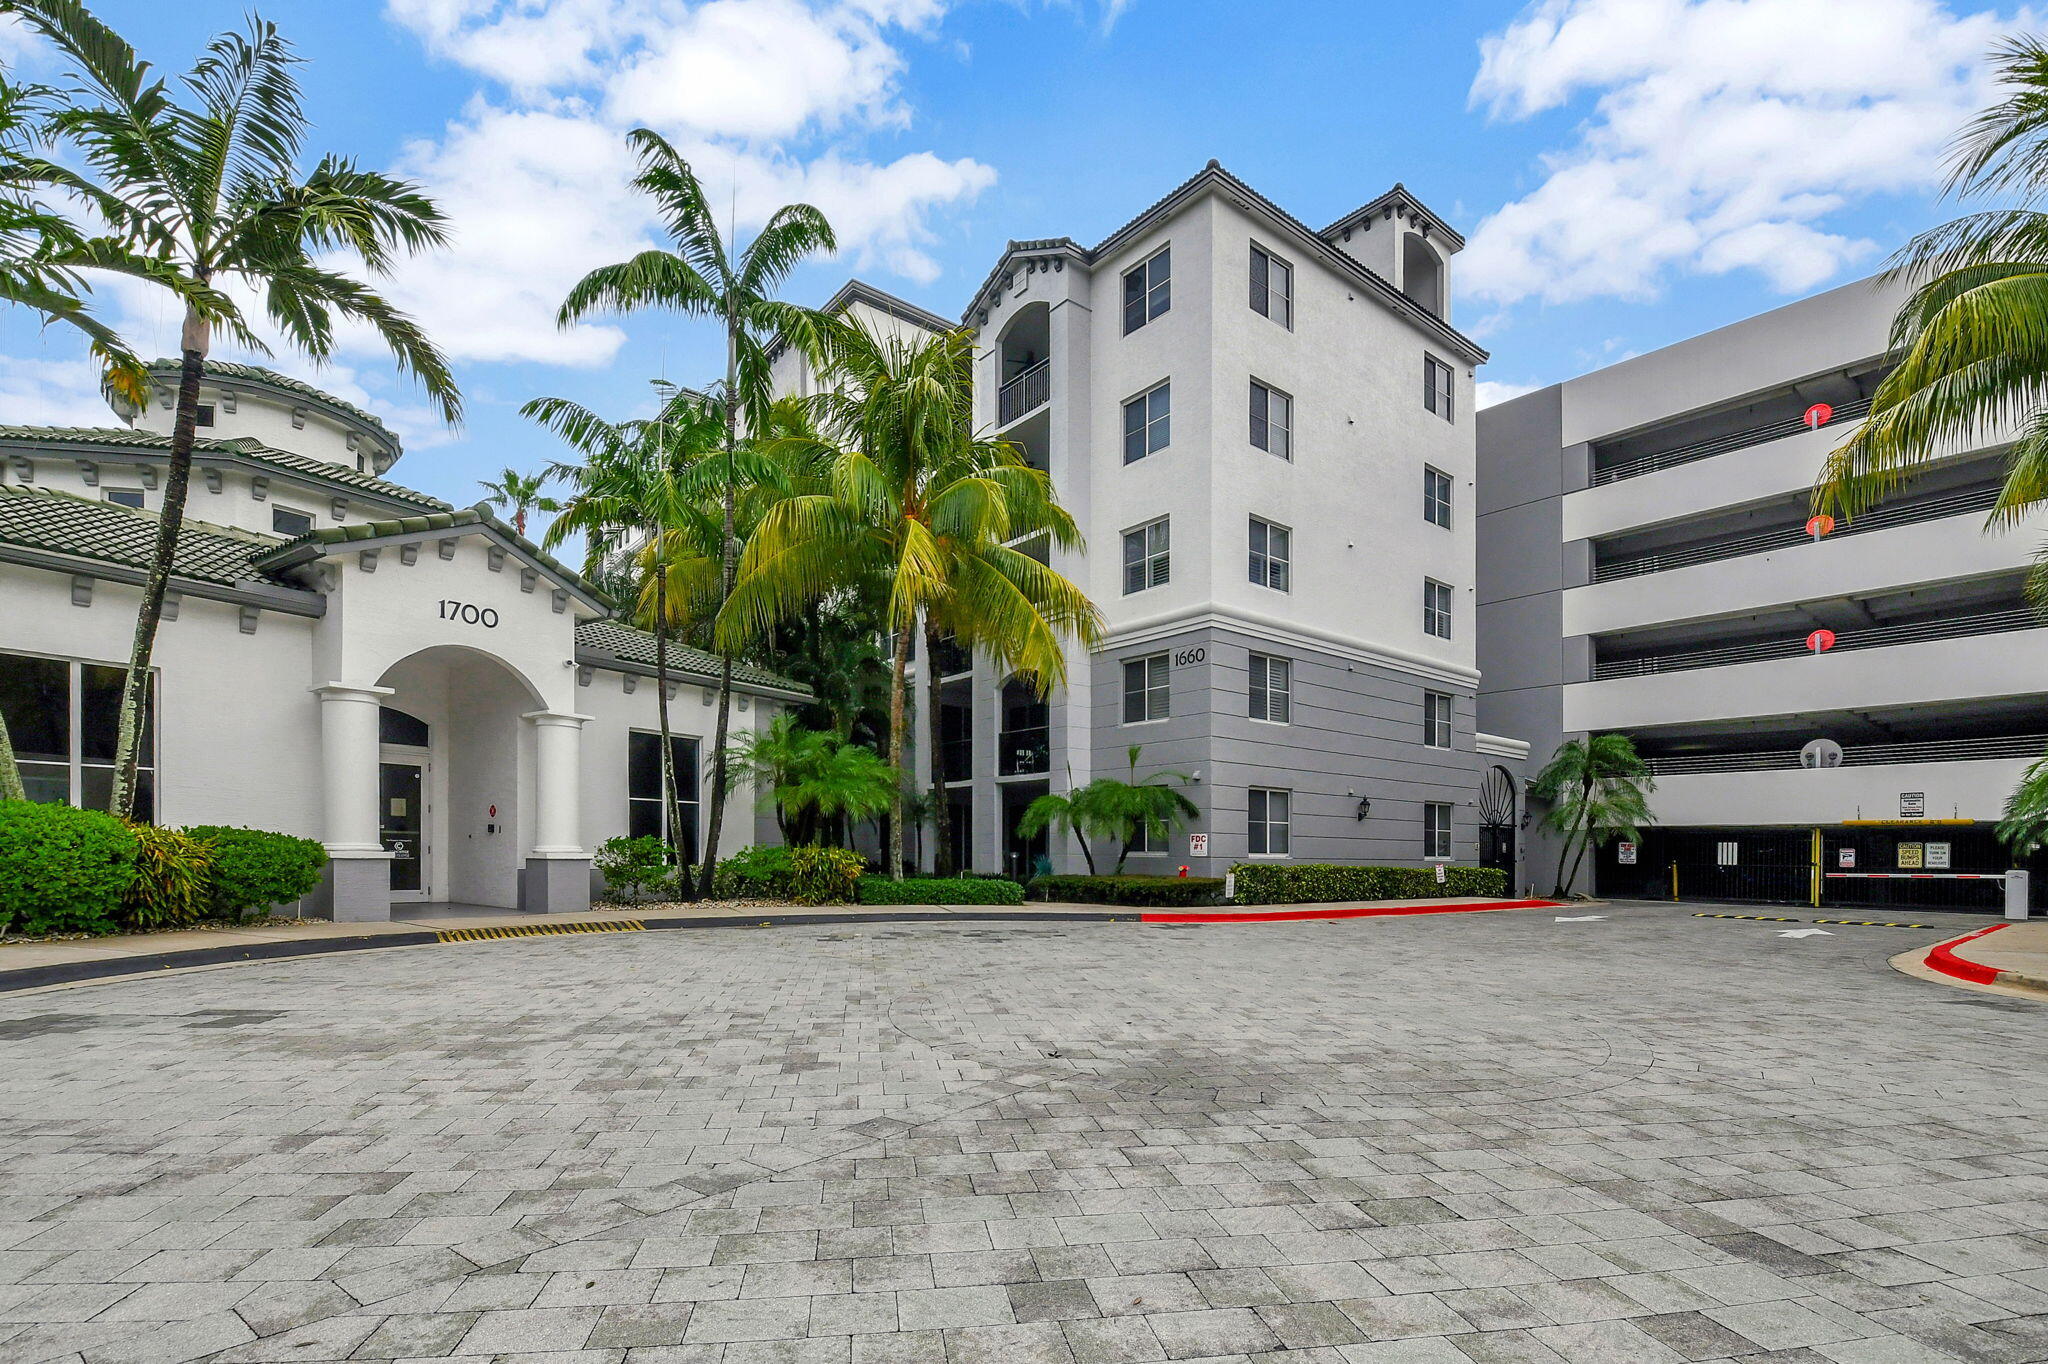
[439,599,499,629]
[1173,646,1206,666]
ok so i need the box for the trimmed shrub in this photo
[594,834,675,901]
[713,845,864,904]
[1029,873,1227,907]
[0,799,139,936]
[1228,862,1509,905]
[123,825,215,931]
[858,876,1025,906]
[184,825,326,919]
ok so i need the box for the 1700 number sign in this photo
[439,599,499,628]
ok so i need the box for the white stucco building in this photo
[0,362,805,920]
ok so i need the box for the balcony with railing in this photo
[997,676,1049,776]
[940,738,973,783]
[998,358,1050,427]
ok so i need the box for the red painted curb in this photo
[1143,898,1563,925]
[1924,923,2011,985]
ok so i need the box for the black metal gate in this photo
[1478,765,1517,892]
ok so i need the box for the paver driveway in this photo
[1,906,2045,1364]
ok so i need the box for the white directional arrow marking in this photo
[1777,928,1833,938]
[1554,915,1605,922]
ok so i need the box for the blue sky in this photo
[0,0,2030,517]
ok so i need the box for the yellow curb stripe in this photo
[437,920,645,944]
[1813,919,1939,929]
[1693,913,1801,922]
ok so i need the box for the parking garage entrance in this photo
[1596,823,2035,913]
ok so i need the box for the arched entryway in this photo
[375,645,547,910]
[1478,764,1518,893]
[311,643,589,921]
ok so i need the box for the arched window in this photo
[378,706,431,747]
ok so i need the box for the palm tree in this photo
[725,713,897,847]
[531,383,726,871]
[1815,35,2048,538]
[1090,745,1200,874]
[1530,734,1656,898]
[478,467,558,537]
[558,128,836,898]
[1017,779,1111,876]
[724,321,1104,880]
[8,1,460,819]
[0,69,152,804]
[1998,755,2048,856]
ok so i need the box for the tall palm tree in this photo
[723,321,1104,879]
[0,69,152,804]
[558,128,835,897]
[530,383,727,871]
[7,0,460,819]
[1530,734,1656,898]
[1811,36,2048,860]
[477,467,558,537]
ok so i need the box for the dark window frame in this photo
[1249,653,1290,724]
[1250,379,1292,460]
[1424,355,1455,422]
[1423,691,1453,749]
[0,650,158,819]
[1424,465,1453,528]
[1424,801,1453,859]
[1249,516,1291,592]
[627,729,703,862]
[1122,653,1170,725]
[1122,380,1172,464]
[1123,517,1171,595]
[1250,242,1294,328]
[1423,578,1453,639]
[1122,245,1172,335]
[1248,786,1291,857]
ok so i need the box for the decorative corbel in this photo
[330,496,349,521]
[6,454,31,482]
[622,673,638,694]
[437,537,458,560]
[552,588,569,614]
[399,542,419,566]
[358,548,379,573]
[137,464,158,490]
[77,460,99,487]
[161,592,181,622]
[70,575,93,607]
[486,546,506,573]
[520,567,538,594]
[203,467,222,494]
[576,666,593,688]
[250,475,269,502]
[238,605,259,634]
[290,406,308,429]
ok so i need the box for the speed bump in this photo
[438,920,645,944]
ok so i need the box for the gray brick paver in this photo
[0,914,2038,1364]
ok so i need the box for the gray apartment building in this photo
[1478,276,2046,912]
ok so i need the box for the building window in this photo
[1423,578,1453,639]
[1248,787,1290,856]
[1123,518,1170,594]
[195,403,215,428]
[1423,691,1452,749]
[1122,381,1171,463]
[378,706,431,747]
[272,505,314,537]
[1249,516,1290,592]
[1424,355,1455,422]
[1249,653,1290,724]
[102,488,144,509]
[1250,380,1291,460]
[1425,801,1453,859]
[1424,466,1452,528]
[0,651,157,820]
[1122,653,1169,724]
[628,730,701,862]
[1250,243,1292,327]
[1122,245,1171,334]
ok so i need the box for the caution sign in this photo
[1899,792,1925,818]
[1617,841,1637,865]
[1897,842,1924,870]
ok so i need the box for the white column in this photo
[524,710,591,856]
[313,683,392,852]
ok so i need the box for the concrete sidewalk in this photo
[1893,918,2048,999]
[0,894,1547,993]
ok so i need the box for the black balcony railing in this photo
[1593,607,2041,681]
[1647,731,2048,776]
[998,359,1050,426]
[1592,397,1873,486]
[1593,484,2001,583]
[940,738,972,783]
[998,725,1049,776]
[931,634,972,678]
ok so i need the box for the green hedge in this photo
[184,825,327,919]
[858,876,1025,906]
[1029,873,1227,907]
[713,845,864,904]
[1229,862,1509,905]
[0,800,139,936]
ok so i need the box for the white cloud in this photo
[0,354,118,427]
[373,0,997,367]
[1476,379,1540,408]
[1462,0,2023,308]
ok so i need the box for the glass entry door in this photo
[379,761,428,897]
